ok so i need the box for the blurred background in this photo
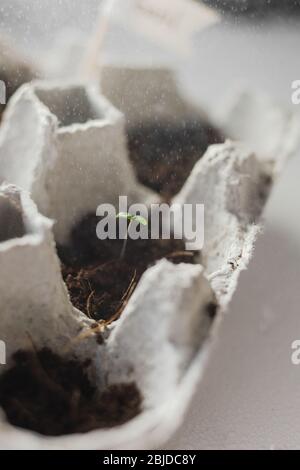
[1,0,300,449]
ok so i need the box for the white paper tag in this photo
[111,0,220,56]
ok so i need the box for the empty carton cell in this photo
[35,86,101,127]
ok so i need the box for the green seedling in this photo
[116,212,147,259]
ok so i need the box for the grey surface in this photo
[1,1,300,449]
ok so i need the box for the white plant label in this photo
[111,0,220,56]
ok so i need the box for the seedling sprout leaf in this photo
[132,215,148,226]
[116,212,133,221]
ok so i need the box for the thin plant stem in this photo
[120,219,132,260]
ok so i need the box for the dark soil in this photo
[58,119,218,322]
[0,348,141,436]
[58,214,199,323]
[127,120,223,198]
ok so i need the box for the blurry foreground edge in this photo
[202,0,300,16]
